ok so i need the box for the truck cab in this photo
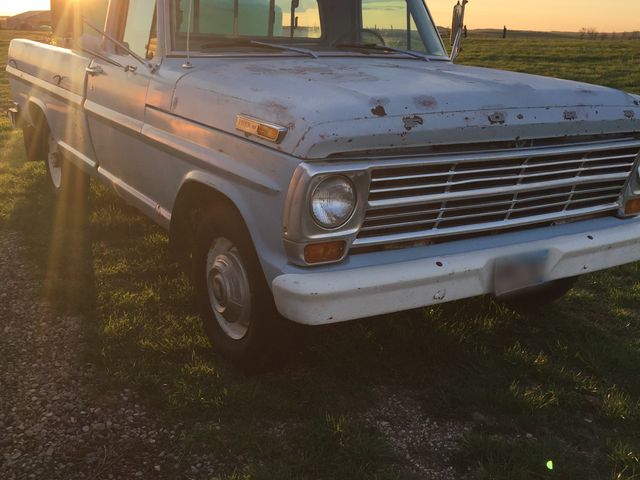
[7,0,640,369]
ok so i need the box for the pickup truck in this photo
[7,0,640,369]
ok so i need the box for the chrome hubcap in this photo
[47,134,62,189]
[206,238,252,340]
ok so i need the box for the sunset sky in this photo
[1,0,639,32]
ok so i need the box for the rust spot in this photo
[488,112,506,124]
[403,115,424,131]
[624,110,635,119]
[371,105,387,117]
[414,95,438,109]
[564,111,578,120]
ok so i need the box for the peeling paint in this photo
[369,97,390,107]
[488,112,506,124]
[624,110,635,119]
[402,115,424,131]
[414,95,438,110]
[564,111,578,121]
[371,105,387,117]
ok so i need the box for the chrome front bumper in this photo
[272,217,640,325]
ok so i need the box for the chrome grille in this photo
[354,138,640,249]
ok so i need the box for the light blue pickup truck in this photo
[7,0,640,369]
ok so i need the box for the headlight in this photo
[310,176,356,229]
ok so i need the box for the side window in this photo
[361,0,428,52]
[83,0,111,37]
[272,0,321,38]
[123,0,158,59]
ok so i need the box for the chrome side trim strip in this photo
[97,167,171,228]
[6,65,83,106]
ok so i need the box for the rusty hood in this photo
[170,56,640,159]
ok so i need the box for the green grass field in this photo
[1,31,640,479]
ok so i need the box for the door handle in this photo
[86,65,105,76]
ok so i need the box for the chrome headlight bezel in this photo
[618,150,640,217]
[282,164,371,266]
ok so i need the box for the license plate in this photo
[494,250,549,297]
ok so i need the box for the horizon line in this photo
[0,9,638,34]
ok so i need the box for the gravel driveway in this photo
[1,230,470,479]
[0,232,227,479]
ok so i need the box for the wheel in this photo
[497,276,578,311]
[192,205,297,371]
[45,131,89,202]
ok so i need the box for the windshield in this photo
[170,0,447,58]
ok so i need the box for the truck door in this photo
[38,0,111,172]
[30,48,97,171]
[85,0,158,199]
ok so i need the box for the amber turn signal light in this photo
[236,115,287,143]
[624,198,640,216]
[304,241,346,264]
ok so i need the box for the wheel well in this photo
[169,182,246,268]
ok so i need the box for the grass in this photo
[2,31,640,479]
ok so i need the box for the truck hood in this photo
[169,57,640,158]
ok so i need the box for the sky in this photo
[1,0,639,32]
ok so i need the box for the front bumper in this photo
[272,217,640,325]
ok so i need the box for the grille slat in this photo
[354,137,640,250]
[371,153,638,184]
[370,161,634,196]
[360,194,621,234]
[368,173,630,209]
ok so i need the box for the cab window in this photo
[172,0,321,49]
[83,0,111,37]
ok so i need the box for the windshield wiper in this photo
[200,39,318,59]
[335,42,429,62]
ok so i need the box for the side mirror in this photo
[450,0,469,61]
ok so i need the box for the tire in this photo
[45,130,89,203]
[22,123,47,162]
[497,276,578,311]
[192,205,298,371]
